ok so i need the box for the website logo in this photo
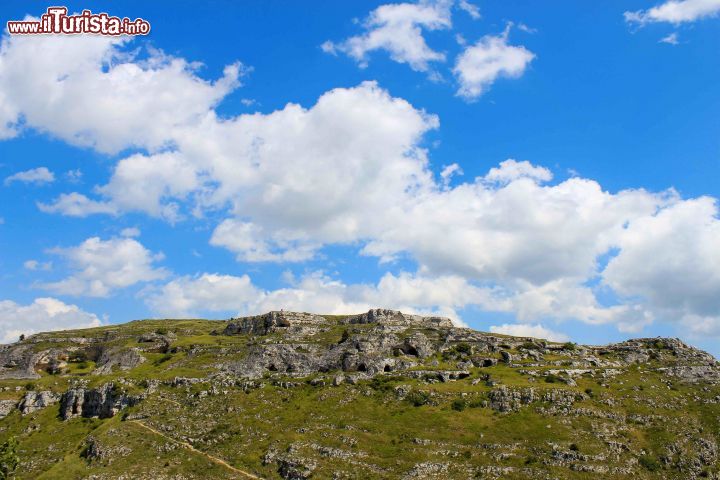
[7,7,151,36]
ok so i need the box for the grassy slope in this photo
[0,319,717,479]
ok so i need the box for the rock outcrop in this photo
[60,383,142,420]
[18,390,59,414]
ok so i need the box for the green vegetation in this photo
[0,437,18,480]
[0,317,716,479]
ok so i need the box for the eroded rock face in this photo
[60,383,141,420]
[224,311,326,336]
[93,347,145,375]
[18,390,59,415]
[0,344,42,379]
[342,309,454,329]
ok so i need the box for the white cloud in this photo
[38,192,117,217]
[489,323,569,342]
[96,152,201,222]
[23,259,52,271]
[0,27,243,153]
[145,270,497,326]
[210,220,318,263]
[0,297,101,343]
[65,169,83,183]
[660,32,680,44]
[483,159,552,185]
[457,0,481,19]
[4,167,54,185]
[625,0,720,25]
[603,197,720,334]
[120,227,141,237]
[2,30,720,341]
[453,26,535,100]
[323,0,453,72]
[145,273,261,317]
[41,236,167,297]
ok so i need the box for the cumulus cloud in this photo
[0,297,101,343]
[489,323,569,342]
[4,167,54,185]
[38,192,117,217]
[453,25,535,100]
[41,236,167,297]
[603,197,720,332]
[0,27,243,153]
[2,30,720,341]
[145,270,496,326]
[625,0,720,25]
[322,0,452,72]
[145,273,262,317]
[483,159,552,185]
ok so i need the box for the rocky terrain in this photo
[0,309,718,479]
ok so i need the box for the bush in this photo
[406,391,430,407]
[0,436,19,480]
[451,399,466,411]
[467,398,485,408]
[24,383,35,391]
[455,343,472,355]
[584,388,594,398]
[155,328,168,335]
[563,342,577,351]
[545,374,560,384]
[369,376,396,393]
[639,456,661,472]
[569,443,579,452]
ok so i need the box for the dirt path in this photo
[130,420,264,479]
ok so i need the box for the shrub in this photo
[467,398,485,408]
[455,343,472,355]
[569,443,579,452]
[24,383,35,391]
[155,328,168,335]
[369,376,396,393]
[563,342,577,351]
[639,456,661,472]
[545,374,560,384]
[451,399,466,411]
[584,388,594,398]
[0,436,19,480]
[406,391,430,407]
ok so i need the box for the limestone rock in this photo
[18,390,59,414]
[60,383,141,420]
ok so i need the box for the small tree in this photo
[0,436,19,480]
[18,335,24,342]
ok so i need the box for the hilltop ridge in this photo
[0,309,718,479]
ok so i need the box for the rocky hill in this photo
[0,309,718,479]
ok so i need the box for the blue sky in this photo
[0,0,719,356]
